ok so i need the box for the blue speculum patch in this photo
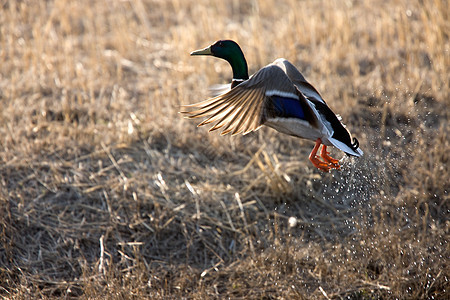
[271,96,305,119]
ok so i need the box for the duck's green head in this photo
[191,40,249,81]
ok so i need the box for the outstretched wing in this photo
[181,63,316,136]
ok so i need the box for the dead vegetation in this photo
[0,0,448,298]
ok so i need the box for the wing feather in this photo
[272,58,326,104]
[229,89,265,135]
[199,92,249,127]
[220,90,258,135]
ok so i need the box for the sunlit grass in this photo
[0,0,448,298]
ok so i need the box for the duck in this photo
[181,40,363,172]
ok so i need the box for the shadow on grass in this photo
[1,106,447,298]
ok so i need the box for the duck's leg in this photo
[320,145,340,169]
[309,139,331,172]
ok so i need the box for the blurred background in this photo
[0,0,448,298]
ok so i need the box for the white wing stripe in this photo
[265,90,298,99]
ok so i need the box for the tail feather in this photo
[328,137,363,157]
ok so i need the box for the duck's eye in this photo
[218,42,223,47]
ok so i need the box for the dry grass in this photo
[0,0,448,298]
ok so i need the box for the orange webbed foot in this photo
[320,145,341,169]
[309,155,332,172]
[309,139,333,172]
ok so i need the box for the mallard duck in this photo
[181,40,363,172]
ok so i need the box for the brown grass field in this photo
[0,0,448,298]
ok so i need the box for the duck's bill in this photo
[190,46,212,56]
